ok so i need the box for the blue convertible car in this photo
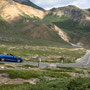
[0,54,23,63]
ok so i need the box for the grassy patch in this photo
[0,69,43,79]
[44,70,71,78]
[67,77,90,90]
[45,67,84,74]
[0,84,31,90]
[0,62,5,65]
[88,71,90,74]
[0,45,86,63]
[0,77,90,90]
[19,64,38,68]
[57,66,76,70]
[0,69,71,79]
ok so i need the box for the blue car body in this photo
[0,54,23,62]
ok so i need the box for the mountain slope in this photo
[50,5,90,26]
[0,0,71,47]
[0,1,90,47]
[43,11,90,47]
[0,0,45,21]
[43,6,90,47]
[53,16,90,47]
[0,16,71,47]
[13,0,44,10]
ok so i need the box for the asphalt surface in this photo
[76,50,90,67]
[2,51,90,68]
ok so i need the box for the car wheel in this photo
[1,58,5,62]
[17,59,21,63]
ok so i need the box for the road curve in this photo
[23,50,90,67]
[76,50,90,67]
[1,51,90,67]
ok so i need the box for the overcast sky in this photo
[30,0,90,10]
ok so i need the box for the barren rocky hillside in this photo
[0,0,45,21]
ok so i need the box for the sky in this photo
[30,0,90,10]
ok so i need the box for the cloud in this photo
[30,0,90,10]
[71,0,90,9]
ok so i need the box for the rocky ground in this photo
[0,74,39,86]
[0,62,90,86]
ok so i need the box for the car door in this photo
[6,55,15,61]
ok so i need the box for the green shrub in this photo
[0,77,89,90]
[19,65,38,68]
[67,77,90,90]
[0,69,43,79]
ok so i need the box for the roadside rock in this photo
[1,73,10,78]
[0,74,39,86]
[0,66,5,69]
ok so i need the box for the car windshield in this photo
[7,54,14,56]
[10,54,14,56]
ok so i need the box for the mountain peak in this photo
[13,0,30,3]
[13,0,44,10]
[66,5,79,8]
[51,5,80,11]
[49,5,90,26]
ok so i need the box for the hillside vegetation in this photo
[0,69,89,90]
[0,15,71,47]
[0,0,90,47]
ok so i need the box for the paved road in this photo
[2,51,90,67]
[76,50,90,67]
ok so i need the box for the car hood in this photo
[0,55,23,60]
